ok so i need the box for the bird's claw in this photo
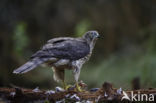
[75,83,83,92]
[65,85,73,90]
[62,81,73,90]
[63,81,85,92]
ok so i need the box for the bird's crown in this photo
[83,30,99,40]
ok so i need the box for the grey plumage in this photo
[13,58,49,74]
[31,40,90,60]
[13,31,99,83]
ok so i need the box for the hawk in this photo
[13,31,99,91]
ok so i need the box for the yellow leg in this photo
[62,80,72,90]
[75,82,82,92]
[63,80,66,90]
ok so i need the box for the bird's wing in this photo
[47,37,75,43]
[31,38,90,60]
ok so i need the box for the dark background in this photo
[0,0,156,90]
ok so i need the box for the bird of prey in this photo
[13,31,99,91]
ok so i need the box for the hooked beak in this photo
[96,33,100,38]
[97,34,100,38]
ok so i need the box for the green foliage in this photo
[74,19,91,37]
[147,35,156,54]
[13,22,29,57]
[81,52,156,89]
[44,100,50,103]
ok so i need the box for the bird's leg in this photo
[75,81,82,92]
[63,81,69,90]
[73,67,82,92]
[62,80,66,90]
[62,80,72,90]
[52,68,70,90]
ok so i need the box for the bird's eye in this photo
[92,32,99,38]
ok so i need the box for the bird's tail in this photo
[13,58,49,74]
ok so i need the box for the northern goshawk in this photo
[13,31,99,91]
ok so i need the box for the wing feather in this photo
[31,38,90,60]
[47,37,75,43]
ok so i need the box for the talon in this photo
[65,85,73,90]
[75,82,83,92]
[62,81,72,90]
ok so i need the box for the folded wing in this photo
[31,39,90,60]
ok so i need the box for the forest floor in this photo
[0,82,156,103]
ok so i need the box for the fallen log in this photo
[0,82,156,103]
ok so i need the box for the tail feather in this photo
[13,58,49,74]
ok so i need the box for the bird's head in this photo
[83,31,100,46]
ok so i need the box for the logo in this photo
[121,91,130,101]
[121,91,154,101]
